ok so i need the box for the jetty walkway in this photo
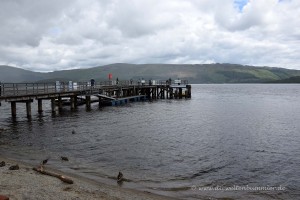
[0,80,191,118]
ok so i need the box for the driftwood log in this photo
[33,166,74,184]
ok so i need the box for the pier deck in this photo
[0,80,191,118]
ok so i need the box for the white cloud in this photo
[0,0,299,72]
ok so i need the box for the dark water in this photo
[0,84,299,199]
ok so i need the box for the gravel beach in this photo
[0,156,175,200]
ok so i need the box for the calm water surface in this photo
[0,84,299,199]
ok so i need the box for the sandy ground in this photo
[0,156,176,200]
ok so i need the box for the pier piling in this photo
[11,102,16,118]
[51,98,55,113]
[86,96,91,110]
[26,101,31,118]
[38,99,43,113]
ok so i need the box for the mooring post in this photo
[11,101,16,118]
[38,99,43,113]
[26,101,32,118]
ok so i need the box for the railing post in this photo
[13,84,16,95]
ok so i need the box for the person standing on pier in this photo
[141,78,145,86]
[90,79,95,87]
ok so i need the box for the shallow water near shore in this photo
[1,84,300,199]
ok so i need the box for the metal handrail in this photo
[0,79,189,98]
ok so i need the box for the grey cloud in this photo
[0,0,300,71]
[105,0,182,38]
[0,0,73,46]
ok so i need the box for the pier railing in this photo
[0,80,189,98]
[0,82,97,97]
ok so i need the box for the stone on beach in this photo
[61,156,69,161]
[0,161,5,167]
[0,195,9,200]
[9,164,19,170]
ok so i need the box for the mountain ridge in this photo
[1,63,300,83]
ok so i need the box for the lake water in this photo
[0,84,299,199]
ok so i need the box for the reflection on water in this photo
[0,84,300,199]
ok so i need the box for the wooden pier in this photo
[0,80,191,118]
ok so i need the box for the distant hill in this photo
[268,76,300,83]
[1,63,300,83]
[0,65,44,82]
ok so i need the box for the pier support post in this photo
[86,95,91,110]
[179,88,182,99]
[116,88,121,98]
[166,87,169,99]
[98,97,102,107]
[51,98,55,113]
[11,101,16,118]
[74,96,78,109]
[26,101,31,118]
[170,88,173,99]
[186,85,191,98]
[38,99,43,113]
[147,88,150,100]
[58,97,63,111]
[160,87,164,99]
[70,96,75,110]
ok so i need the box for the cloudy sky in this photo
[0,0,299,72]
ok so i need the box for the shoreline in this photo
[0,155,176,200]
